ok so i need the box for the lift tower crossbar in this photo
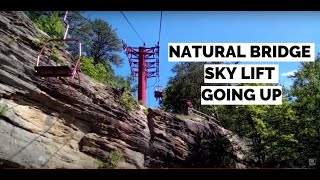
[122,41,160,106]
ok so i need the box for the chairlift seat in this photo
[34,66,72,77]
[154,90,163,98]
[34,12,82,82]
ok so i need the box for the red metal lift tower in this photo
[122,41,160,106]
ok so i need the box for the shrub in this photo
[32,38,44,49]
[98,150,122,169]
[50,48,66,65]
[80,56,136,95]
[32,37,59,51]
[143,109,148,116]
[80,57,97,78]
[116,76,135,93]
[119,93,138,111]
[154,115,161,121]
[80,56,116,86]
[34,12,65,38]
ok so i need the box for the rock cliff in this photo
[0,11,249,169]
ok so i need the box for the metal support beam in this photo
[138,47,147,106]
[122,41,160,107]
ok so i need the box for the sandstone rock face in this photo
[0,11,249,168]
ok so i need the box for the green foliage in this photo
[98,150,123,169]
[215,97,299,167]
[50,48,66,65]
[81,56,114,85]
[33,12,65,38]
[119,93,138,111]
[80,56,136,92]
[154,115,161,121]
[32,38,45,49]
[81,57,99,80]
[115,75,136,93]
[289,58,320,167]
[162,62,222,113]
[67,16,123,66]
[32,37,56,51]
[0,105,8,116]
[143,109,148,116]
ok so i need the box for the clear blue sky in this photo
[83,11,320,108]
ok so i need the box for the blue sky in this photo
[83,11,320,108]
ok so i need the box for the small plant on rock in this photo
[119,93,138,111]
[0,105,8,116]
[154,115,161,121]
[143,109,149,116]
[50,48,66,65]
[98,150,123,169]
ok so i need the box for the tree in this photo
[68,17,123,66]
[215,86,299,168]
[290,58,320,168]
[114,75,137,93]
[162,62,222,114]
